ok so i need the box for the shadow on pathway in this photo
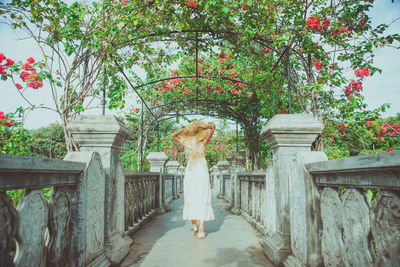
[119,192,274,267]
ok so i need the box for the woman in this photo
[171,120,216,239]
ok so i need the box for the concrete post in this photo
[216,160,230,199]
[146,152,169,213]
[178,166,185,193]
[166,160,180,199]
[259,114,323,265]
[67,115,132,265]
[227,151,246,214]
[146,152,169,173]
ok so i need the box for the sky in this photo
[0,1,399,129]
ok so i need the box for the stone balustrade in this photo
[237,171,267,235]
[164,173,174,204]
[124,171,160,235]
[0,153,108,267]
[304,151,400,267]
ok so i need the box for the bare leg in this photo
[198,220,205,239]
[192,219,198,235]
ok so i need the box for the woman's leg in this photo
[198,220,205,239]
[192,219,198,235]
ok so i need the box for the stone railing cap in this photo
[166,160,180,167]
[67,114,130,138]
[146,152,169,161]
[261,114,323,137]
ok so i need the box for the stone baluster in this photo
[146,152,169,213]
[67,115,132,265]
[260,114,323,265]
[216,160,230,199]
[166,160,180,199]
[227,151,246,214]
[210,165,218,190]
[178,166,185,193]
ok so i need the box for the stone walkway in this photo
[120,192,274,267]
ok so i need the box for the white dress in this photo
[182,138,215,221]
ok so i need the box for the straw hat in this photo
[179,120,209,143]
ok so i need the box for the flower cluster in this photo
[344,80,363,98]
[187,1,198,7]
[307,16,330,32]
[0,53,15,75]
[313,59,324,71]
[339,124,346,136]
[0,111,13,128]
[355,68,369,77]
[365,121,400,140]
[215,145,223,150]
[20,57,43,89]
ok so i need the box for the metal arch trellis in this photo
[106,29,294,170]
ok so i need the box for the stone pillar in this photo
[146,152,169,213]
[178,166,185,193]
[216,160,230,198]
[67,115,132,265]
[146,152,169,173]
[166,160,180,199]
[210,165,217,190]
[259,114,323,265]
[227,151,246,214]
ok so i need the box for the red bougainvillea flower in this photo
[362,68,370,76]
[187,1,198,7]
[332,28,339,36]
[27,57,35,64]
[327,137,333,142]
[120,0,127,5]
[272,34,277,40]
[16,83,23,90]
[0,53,6,62]
[387,148,394,152]
[355,69,363,77]
[206,85,211,92]
[216,86,223,93]
[0,111,5,121]
[341,27,347,33]
[307,16,320,30]
[163,148,168,153]
[379,136,384,140]
[22,63,33,70]
[0,65,5,75]
[381,123,388,133]
[242,3,246,11]
[189,90,193,94]
[5,58,14,66]
[230,88,238,95]
[323,17,330,30]
[389,129,398,136]
[313,59,324,71]
[135,108,139,113]
[365,121,372,127]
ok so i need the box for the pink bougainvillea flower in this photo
[189,90,193,94]
[379,135,384,140]
[5,58,14,66]
[0,111,5,121]
[187,1,198,7]
[16,83,23,90]
[381,123,388,133]
[365,121,372,127]
[22,63,33,70]
[387,147,394,152]
[355,69,363,77]
[27,57,35,64]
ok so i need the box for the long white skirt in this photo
[182,157,215,221]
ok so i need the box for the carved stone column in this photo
[146,152,169,213]
[166,160,180,199]
[216,160,230,199]
[260,114,323,265]
[178,166,185,193]
[146,152,169,173]
[67,115,132,265]
[227,151,246,214]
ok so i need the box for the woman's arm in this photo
[171,128,185,147]
[202,124,216,147]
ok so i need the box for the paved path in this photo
[120,192,274,267]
